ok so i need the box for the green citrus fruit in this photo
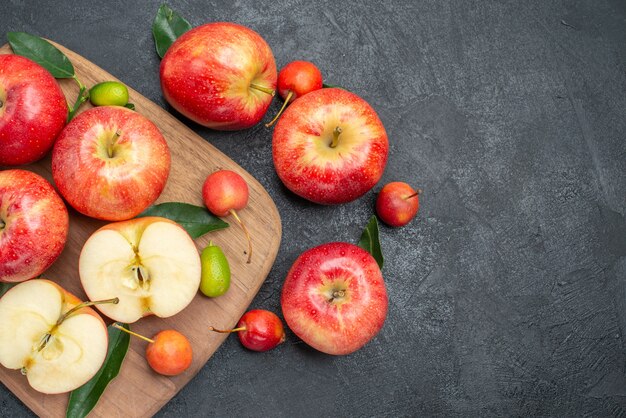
[200,242,231,297]
[89,81,129,106]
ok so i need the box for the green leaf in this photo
[124,103,136,110]
[0,283,16,298]
[7,32,75,78]
[152,4,192,58]
[322,83,348,91]
[138,202,229,239]
[66,323,130,418]
[357,216,384,269]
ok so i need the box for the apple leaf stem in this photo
[229,209,252,264]
[112,323,155,343]
[249,83,275,96]
[330,126,342,148]
[57,297,119,326]
[209,326,246,334]
[67,76,90,123]
[265,91,294,128]
[404,189,422,200]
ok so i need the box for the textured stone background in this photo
[2,0,626,416]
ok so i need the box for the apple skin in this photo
[272,88,388,204]
[281,242,388,355]
[0,169,69,282]
[376,182,420,227]
[160,22,277,131]
[236,309,285,352]
[52,106,171,221]
[0,54,67,166]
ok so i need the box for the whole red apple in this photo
[160,22,277,131]
[281,242,388,355]
[0,54,67,166]
[0,169,69,282]
[376,182,420,227]
[272,88,388,204]
[52,106,171,221]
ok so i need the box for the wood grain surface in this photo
[0,42,281,417]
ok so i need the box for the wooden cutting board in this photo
[0,42,282,417]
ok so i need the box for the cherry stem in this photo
[107,130,121,158]
[229,209,252,264]
[209,326,246,334]
[404,189,422,200]
[112,323,155,343]
[56,297,119,325]
[265,91,294,128]
[330,126,342,148]
[249,83,275,96]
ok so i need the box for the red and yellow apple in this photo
[52,106,171,221]
[281,242,388,355]
[0,54,67,166]
[376,182,420,227]
[0,169,68,282]
[0,279,108,394]
[160,22,277,130]
[79,216,201,323]
[146,329,193,376]
[272,88,388,204]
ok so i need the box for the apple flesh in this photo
[281,242,388,355]
[0,169,69,282]
[272,88,388,204]
[52,106,171,221]
[0,54,67,166]
[79,216,201,323]
[0,279,108,394]
[160,22,277,130]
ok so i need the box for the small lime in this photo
[89,81,129,106]
[200,242,231,297]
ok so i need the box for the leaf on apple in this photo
[66,323,130,418]
[358,216,384,269]
[124,103,136,110]
[152,4,192,59]
[7,32,75,78]
[138,202,229,239]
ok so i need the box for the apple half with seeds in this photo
[79,216,201,323]
[0,279,108,394]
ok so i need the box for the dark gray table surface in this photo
[2,0,626,416]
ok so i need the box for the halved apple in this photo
[0,279,108,394]
[79,216,201,323]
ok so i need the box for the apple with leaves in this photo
[281,242,388,355]
[160,22,277,130]
[272,88,388,204]
[0,54,68,166]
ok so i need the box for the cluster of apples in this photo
[0,17,423,395]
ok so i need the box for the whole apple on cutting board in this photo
[0,54,68,166]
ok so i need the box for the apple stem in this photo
[56,297,119,325]
[112,323,155,343]
[249,83,275,96]
[209,326,246,334]
[265,91,294,128]
[404,189,422,200]
[229,209,252,264]
[330,126,342,148]
[0,99,3,108]
[107,130,122,158]
[0,219,4,230]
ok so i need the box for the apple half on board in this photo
[0,279,108,394]
[79,216,201,323]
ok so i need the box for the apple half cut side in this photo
[79,216,201,323]
[0,279,108,394]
